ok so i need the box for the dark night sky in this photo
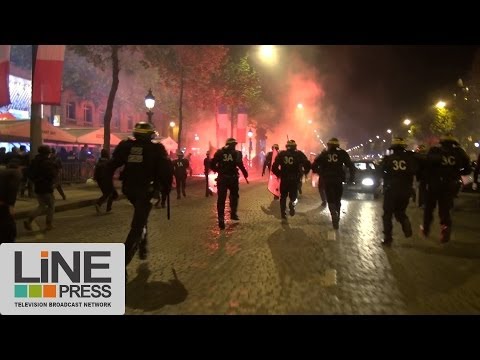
[314,45,479,144]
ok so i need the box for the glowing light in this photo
[247,129,253,138]
[403,119,411,126]
[387,129,392,134]
[258,45,277,64]
[169,121,175,128]
[194,134,199,141]
[145,89,155,110]
[297,103,304,109]
[435,101,446,109]
[474,142,479,148]
[307,119,313,124]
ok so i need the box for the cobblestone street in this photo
[15,177,480,314]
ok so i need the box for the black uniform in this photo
[311,150,327,205]
[204,156,213,197]
[173,157,189,199]
[262,151,273,176]
[105,137,173,266]
[210,146,248,225]
[381,148,419,243]
[312,147,355,228]
[414,150,428,207]
[272,149,310,218]
[422,143,471,242]
[94,156,117,212]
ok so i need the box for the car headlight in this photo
[362,178,374,186]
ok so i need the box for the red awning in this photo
[0,112,16,120]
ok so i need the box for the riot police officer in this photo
[173,150,189,199]
[271,140,310,219]
[421,134,471,243]
[105,122,173,275]
[381,137,418,245]
[210,138,248,230]
[312,137,355,229]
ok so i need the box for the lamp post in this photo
[145,89,155,124]
[248,128,253,167]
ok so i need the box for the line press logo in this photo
[0,243,125,315]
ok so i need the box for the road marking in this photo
[319,269,337,287]
[327,231,336,241]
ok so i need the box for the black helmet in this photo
[133,122,155,140]
[286,140,297,150]
[327,137,340,146]
[226,138,238,146]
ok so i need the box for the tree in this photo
[68,45,122,152]
[143,45,228,148]
[430,107,457,135]
[214,55,262,135]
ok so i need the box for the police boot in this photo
[420,225,430,238]
[440,225,451,243]
[138,227,148,260]
[401,218,413,238]
[332,212,340,230]
[219,220,225,230]
[289,200,297,216]
[231,214,240,221]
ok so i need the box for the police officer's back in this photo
[421,134,470,242]
[271,140,310,218]
[380,137,418,245]
[210,138,248,229]
[105,122,173,270]
[312,138,354,229]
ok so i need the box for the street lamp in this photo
[145,89,155,124]
[403,119,411,126]
[258,45,277,64]
[194,134,199,141]
[169,121,175,128]
[435,100,446,109]
[247,128,253,166]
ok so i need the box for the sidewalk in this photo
[14,183,106,220]
[14,176,208,220]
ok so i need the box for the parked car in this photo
[343,160,383,199]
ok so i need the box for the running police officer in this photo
[421,134,471,243]
[105,122,173,276]
[210,138,248,230]
[381,137,418,245]
[271,140,310,219]
[173,150,189,199]
[312,137,355,229]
